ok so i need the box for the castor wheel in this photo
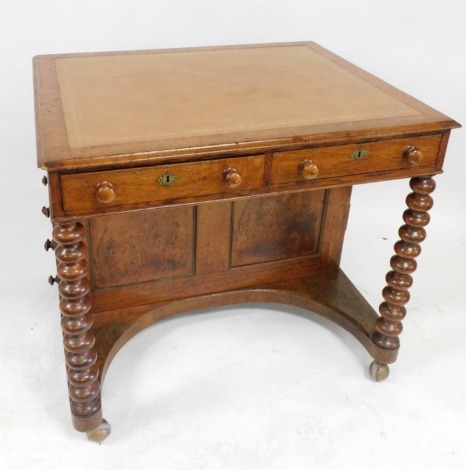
[369,361,390,382]
[86,419,111,443]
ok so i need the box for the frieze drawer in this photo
[271,135,442,185]
[61,155,265,214]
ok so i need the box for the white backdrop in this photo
[1,1,465,469]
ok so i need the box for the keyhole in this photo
[158,173,178,186]
[351,149,368,161]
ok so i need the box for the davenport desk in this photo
[33,42,459,441]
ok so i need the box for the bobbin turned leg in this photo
[53,221,111,442]
[371,176,436,381]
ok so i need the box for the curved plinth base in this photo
[91,268,398,389]
[81,268,397,438]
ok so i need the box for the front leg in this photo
[371,176,436,380]
[53,221,110,441]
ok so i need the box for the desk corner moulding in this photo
[33,41,460,442]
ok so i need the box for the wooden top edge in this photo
[39,123,458,172]
[33,41,318,61]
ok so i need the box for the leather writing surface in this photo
[56,45,419,150]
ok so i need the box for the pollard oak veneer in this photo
[34,42,460,441]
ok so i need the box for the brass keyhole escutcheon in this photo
[158,173,179,186]
[351,149,369,161]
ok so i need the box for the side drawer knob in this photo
[48,275,59,286]
[403,146,423,164]
[298,159,319,180]
[41,206,50,218]
[223,168,242,189]
[95,182,116,204]
[44,239,57,251]
[42,176,48,186]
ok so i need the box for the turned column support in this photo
[372,176,436,361]
[52,221,110,441]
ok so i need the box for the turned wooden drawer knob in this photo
[403,146,423,164]
[95,182,116,204]
[223,168,242,188]
[298,159,319,180]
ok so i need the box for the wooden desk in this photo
[34,42,459,441]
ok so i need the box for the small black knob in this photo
[48,275,59,286]
[44,239,56,251]
[41,206,50,218]
[42,176,48,186]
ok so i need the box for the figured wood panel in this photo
[89,206,195,289]
[89,187,352,312]
[92,187,351,312]
[231,191,326,267]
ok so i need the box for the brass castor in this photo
[369,361,390,382]
[86,419,111,443]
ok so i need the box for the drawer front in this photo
[271,135,441,185]
[61,155,265,213]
